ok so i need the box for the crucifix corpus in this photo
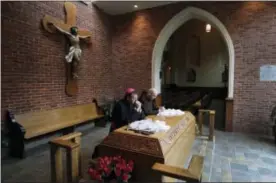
[42,2,92,96]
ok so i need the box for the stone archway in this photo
[151,7,235,99]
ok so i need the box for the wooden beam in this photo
[64,2,77,26]
[198,109,215,141]
[67,147,79,183]
[198,111,203,135]
[50,139,79,149]
[225,98,233,132]
[209,111,215,141]
[74,135,82,178]
[58,132,82,141]
[152,155,204,182]
[187,155,204,180]
[50,145,63,183]
[50,132,82,183]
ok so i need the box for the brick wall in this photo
[111,2,276,136]
[1,1,113,117]
[2,1,276,136]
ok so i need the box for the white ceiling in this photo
[92,1,176,15]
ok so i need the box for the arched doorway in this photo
[151,7,235,99]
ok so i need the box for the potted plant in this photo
[88,156,134,183]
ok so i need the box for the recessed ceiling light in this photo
[206,24,211,33]
[134,5,138,8]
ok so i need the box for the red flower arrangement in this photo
[88,156,134,183]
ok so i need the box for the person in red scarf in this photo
[109,88,145,133]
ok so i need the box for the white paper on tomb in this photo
[157,109,185,117]
[260,65,276,81]
[129,119,170,132]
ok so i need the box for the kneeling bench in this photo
[7,101,104,158]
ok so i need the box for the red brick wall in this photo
[2,1,276,136]
[1,1,113,116]
[111,2,276,136]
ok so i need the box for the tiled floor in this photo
[2,124,276,182]
[206,130,276,182]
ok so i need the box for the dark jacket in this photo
[140,97,159,116]
[110,99,145,132]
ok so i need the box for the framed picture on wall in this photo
[186,35,200,67]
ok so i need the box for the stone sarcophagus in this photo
[92,112,203,182]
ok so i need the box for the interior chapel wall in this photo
[2,1,276,136]
[110,1,276,136]
[1,1,113,119]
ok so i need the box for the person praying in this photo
[109,88,145,133]
[139,88,164,116]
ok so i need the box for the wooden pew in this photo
[6,100,104,158]
[161,91,203,111]
[187,92,212,115]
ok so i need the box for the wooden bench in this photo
[6,100,104,158]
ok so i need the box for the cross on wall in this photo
[42,2,92,96]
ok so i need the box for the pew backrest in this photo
[14,102,104,139]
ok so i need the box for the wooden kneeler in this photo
[49,132,82,183]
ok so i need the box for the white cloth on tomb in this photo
[157,108,185,117]
[129,119,170,133]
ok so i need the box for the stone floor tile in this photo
[235,145,250,153]
[261,157,276,165]
[231,162,249,172]
[244,152,259,159]
[210,174,222,182]
[232,175,252,182]
[201,172,210,182]
[258,167,272,176]
[260,176,276,182]
[215,150,235,158]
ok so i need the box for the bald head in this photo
[147,88,158,100]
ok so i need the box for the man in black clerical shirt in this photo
[109,88,145,133]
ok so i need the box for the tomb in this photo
[92,112,204,182]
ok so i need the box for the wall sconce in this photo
[206,24,211,33]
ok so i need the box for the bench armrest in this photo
[152,155,204,182]
[50,139,79,149]
[92,98,105,116]
[57,132,82,141]
[198,109,215,115]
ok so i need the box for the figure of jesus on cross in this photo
[53,25,89,69]
[42,2,92,96]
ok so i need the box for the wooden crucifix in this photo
[42,2,92,96]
